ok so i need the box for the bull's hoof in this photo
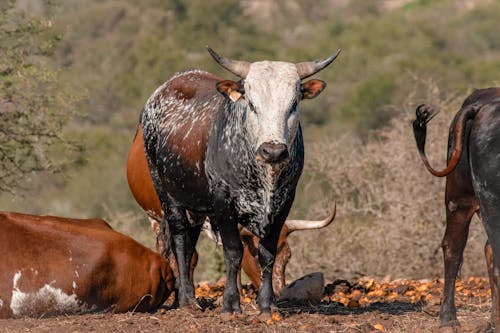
[179,299,201,311]
[220,312,232,322]
[439,321,461,333]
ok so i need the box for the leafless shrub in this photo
[287,81,487,282]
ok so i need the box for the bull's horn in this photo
[295,49,341,80]
[206,46,250,79]
[285,201,336,233]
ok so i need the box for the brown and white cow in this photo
[126,124,335,296]
[0,211,174,318]
[413,87,500,331]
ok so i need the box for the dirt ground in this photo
[0,277,493,333]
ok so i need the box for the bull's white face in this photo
[243,61,301,157]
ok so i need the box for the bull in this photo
[0,211,173,318]
[126,123,336,296]
[413,87,500,331]
[140,46,339,318]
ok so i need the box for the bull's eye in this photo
[248,101,257,113]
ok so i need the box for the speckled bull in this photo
[126,122,336,296]
[140,47,339,318]
[413,87,500,331]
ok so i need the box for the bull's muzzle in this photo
[256,142,289,164]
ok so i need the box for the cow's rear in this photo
[0,211,173,318]
[413,87,500,331]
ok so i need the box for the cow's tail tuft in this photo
[413,104,439,158]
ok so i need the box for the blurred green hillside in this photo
[1,0,499,281]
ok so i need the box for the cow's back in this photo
[462,87,500,107]
[0,212,172,318]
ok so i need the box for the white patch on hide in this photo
[448,200,458,212]
[202,219,222,246]
[10,271,86,317]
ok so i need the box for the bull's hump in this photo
[169,70,224,101]
[154,70,224,169]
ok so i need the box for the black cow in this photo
[141,47,339,319]
[413,87,500,331]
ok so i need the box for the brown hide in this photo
[0,211,174,318]
[126,125,197,283]
[127,125,289,294]
[240,226,291,296]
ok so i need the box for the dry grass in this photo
[287,81,488,282]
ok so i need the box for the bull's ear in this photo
[216,80,244,102]
[301,79,326,99]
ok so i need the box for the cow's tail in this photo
[412,103,479,177]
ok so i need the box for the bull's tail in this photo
[412,103,479,177]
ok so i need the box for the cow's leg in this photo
[241,235,261,290]
[492,250,500,333]
[483,218,500,333]
[440,196,476,327]
[148,217,165,255]
[162,206,198,308]
[184,212,204,283]
[213,204,242,314]
[485,241,498,329]
[257,220,284,319]
[272,239,291,297]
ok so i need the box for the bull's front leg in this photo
[257,220,283,320]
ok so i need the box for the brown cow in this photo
[413,87,500,331]
[126,124,335,296]
[0,211,174,318]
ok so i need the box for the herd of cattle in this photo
[0,46,499,331]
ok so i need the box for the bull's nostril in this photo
[257,143,289,163]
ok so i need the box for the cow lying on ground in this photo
[0,211,174,319]
[140,46,339,318]
[413,87,500,331]
[126,124,336,296]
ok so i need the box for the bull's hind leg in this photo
[483,227,500,333]
[484,236,500,333]
[492,252,500,333]
[440,194,477,328]
[162,205,199,308]
[485,242,499,330]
